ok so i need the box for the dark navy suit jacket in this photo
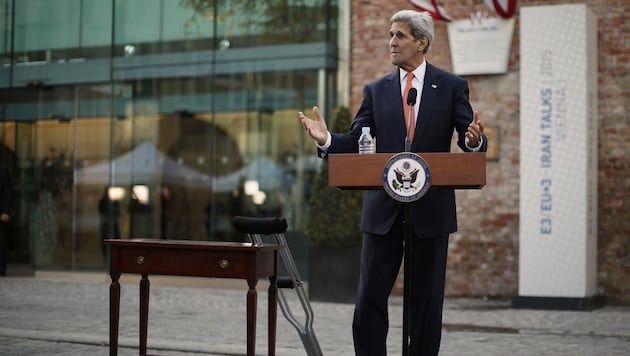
[324,63,488,238]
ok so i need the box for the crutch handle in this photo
[277,276,295,289]
[232,216,288,235]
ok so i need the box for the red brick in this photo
[351,0,630,304]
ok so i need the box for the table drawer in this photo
[116,246,254,278]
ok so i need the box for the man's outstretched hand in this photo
[299,106,329,146]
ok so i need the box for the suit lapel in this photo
[384,70,407,136]
[414,63,440,145]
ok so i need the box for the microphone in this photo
[404,88,417,152]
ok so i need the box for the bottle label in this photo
[358,132,375,154]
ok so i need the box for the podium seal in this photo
[382,152,431,202]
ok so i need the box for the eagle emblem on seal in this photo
[392,161,419,190]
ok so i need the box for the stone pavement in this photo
[1,271,629,356]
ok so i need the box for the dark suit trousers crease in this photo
[353,210,449,356]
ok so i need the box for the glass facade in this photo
[0,0,339,272]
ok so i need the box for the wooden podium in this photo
[328,152,486,190]
[327,152,486,355]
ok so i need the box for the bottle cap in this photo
[362,127,370,133]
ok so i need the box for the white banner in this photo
[519,4,598,299]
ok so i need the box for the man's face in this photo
[389,21,425,72]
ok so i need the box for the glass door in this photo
[6,83,116,270]
[28,116,74,268]
[74,84,117,269]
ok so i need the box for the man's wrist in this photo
[466,136,483,151]
[316,132,332,150]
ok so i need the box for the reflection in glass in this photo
[0,0,337,273]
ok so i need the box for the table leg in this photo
[140,274,150,355]
[268,274,277,356]
[109,272,121,356]
[246,278,258,356]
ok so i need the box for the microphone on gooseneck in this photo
[404,88,418,152]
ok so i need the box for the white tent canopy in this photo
[75,142,286,192]
[74,142,212,188]
[213,155,286,192]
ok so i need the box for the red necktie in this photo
[402,72,415,141]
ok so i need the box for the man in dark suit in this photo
[299,9,487,356]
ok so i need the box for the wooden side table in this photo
[105,239,280,356]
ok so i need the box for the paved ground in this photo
[0,271,629,355]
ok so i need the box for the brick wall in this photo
[350,0,630,304]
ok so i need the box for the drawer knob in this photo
[219,259,229,269]
[137,256,145,265]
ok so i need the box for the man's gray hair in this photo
[391,10,434,54]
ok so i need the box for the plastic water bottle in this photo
[358,127,375,154]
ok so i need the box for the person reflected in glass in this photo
[99,186,121,262]
[0,166,12,276]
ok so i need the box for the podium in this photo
[328,152,486,190]
[327,152,486,354]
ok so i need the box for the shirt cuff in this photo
[465,136,484,152]
[316,131,332,151]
